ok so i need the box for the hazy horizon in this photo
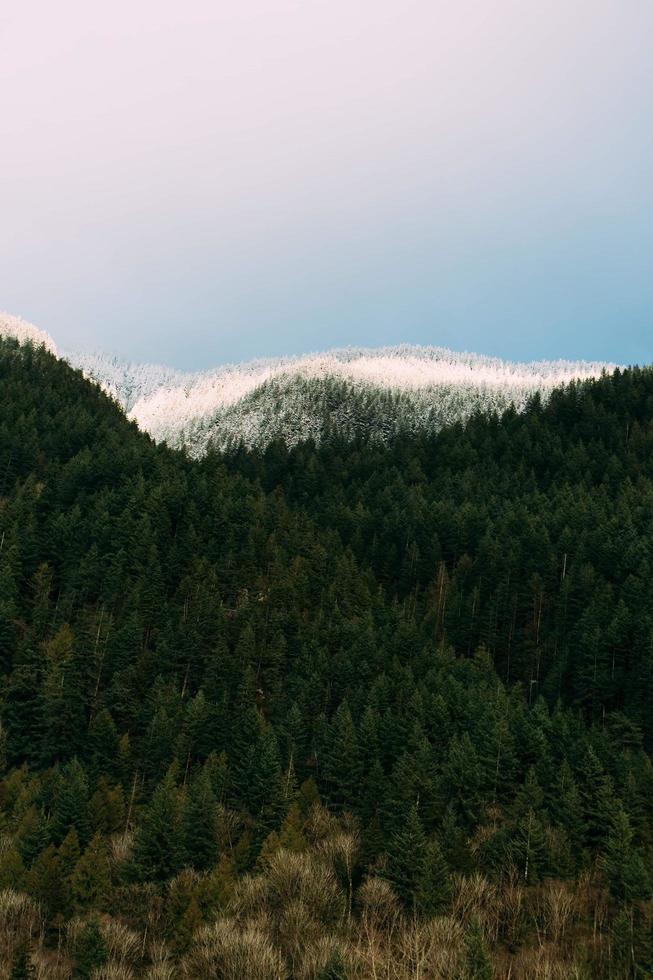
[1,1,652,370]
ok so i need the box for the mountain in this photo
[1,329,653,977]
[1,313,614,454]
[67,345,614,455]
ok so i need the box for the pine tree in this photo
[577,746,619,848]
[73,920,108,978]
[172,897,203,956]
[49,758,91,846]
[250,726,285,831]
[16,806,49,868]
[323,700,361,807]
[39,625,86,763]
[58,828,81,879]
[26,844,65,920]
[182,768,219,871]
[131,772,182,881]
[444,733,482,828]
[229,667,262,808]
[384,803,427,909]
[0,847,25,890]
[461,917,493,980]
[87,708,119,779]
[549,759,587,861]
[89,777,126,835]
[603,808,652,903]
[71,832,111,910]
[416,838,452,914]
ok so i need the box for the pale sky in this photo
[1,0,652,369]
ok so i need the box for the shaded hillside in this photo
[0,336,652,977]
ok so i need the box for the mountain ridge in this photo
[0,311,616,454]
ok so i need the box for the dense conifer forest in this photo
[1,335,653,977]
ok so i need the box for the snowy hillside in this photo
[0,312,614,454]
[65,344,613,456]
[0,312,58,354]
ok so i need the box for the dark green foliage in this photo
[384,804,437,911]
[73,920,108,978]
[49,758,90,846]
[9,943,35,980]
[182,768,219,871]
[416,838,452,915]
[462,917,494,979]
[2,338,653,968]
[603,809,652,903]
[131,773,182,882]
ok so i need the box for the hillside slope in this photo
[0,312,614,454]
[70,344,613,454]
[1,334,653,976]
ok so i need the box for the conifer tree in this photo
[416,838,452,914]
[131,772,182,881]
[603,809,652,903]
[71,832,111,910]
[462,917,493,980]
[87,708,119,779]
[182,767,219,871]
[50,758,91,846]
[73,920,108,979]
[250,726,286,831]
[384,803,427,909]
[26,844,65,920]
[323,700,361,807]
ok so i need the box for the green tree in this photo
[323,700,361,807]
[603,808,652,903]
[131,772,182,881]
[49,758,91,846]
[182,768,219,871]
[71,832,111,910]
[73,919,108,978]
[416,838,452,914]
[384,803,427,909]
[461,917,493,980]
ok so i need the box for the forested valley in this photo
[1,335,653,978]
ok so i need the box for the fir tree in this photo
[384,803,427,909]
[182,768,219,871]
[603,809,652,903]
[73,920,108,979]
[71,832,111,910]
[462,917,493,980]
[49,758,91,846]
[131,772,182,881]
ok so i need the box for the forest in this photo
[1,335,653,977]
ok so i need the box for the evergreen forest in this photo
[1,335,653,978]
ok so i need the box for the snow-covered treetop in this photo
[67,342,615,455]
[0,311,618,455]
[0,313,57,354]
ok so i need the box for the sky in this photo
[1,0,652,370]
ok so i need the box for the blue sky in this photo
[1,0,652,369]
